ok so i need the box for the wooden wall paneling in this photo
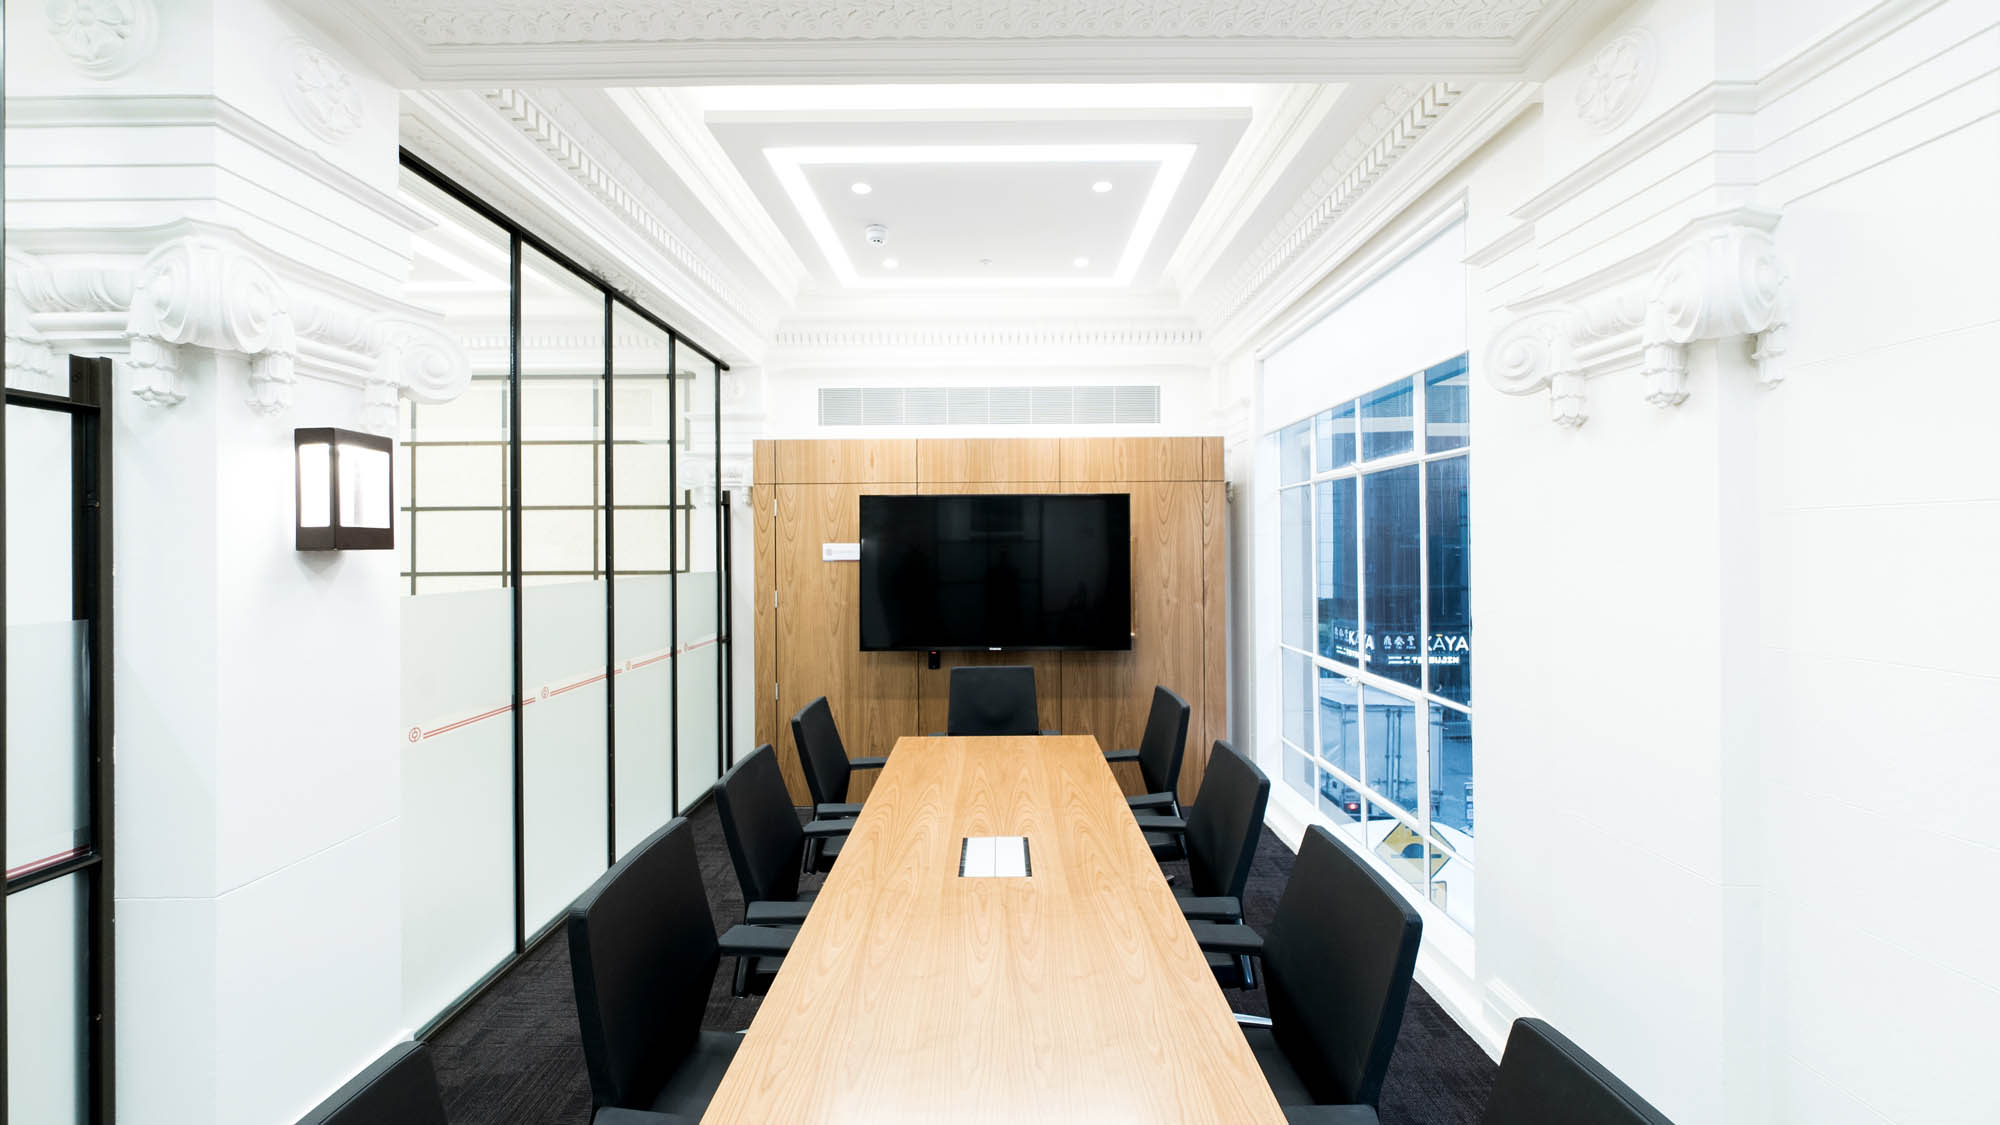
[1196,480,1230,804]
[912,481,1064,738]
[752,441,779,762]
[916,438,1064,484]
[1060,480,1208,798]
[1200,437,1225,482]
[1061,437,1211,483]
[774,480,920,804]
[775,438,918,484]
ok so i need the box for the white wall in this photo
[1231,0,2000,1121]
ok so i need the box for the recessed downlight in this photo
[1091,180,1113,193]
[882,258,899,269]
[1073,257,1090,268]
[850,182,873,194]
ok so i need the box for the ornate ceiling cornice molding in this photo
[400,91,771,362]
[1485,207,1791,428]
[379,0,1547,44]
[1208,82,1461,328]
[480,88,763,325]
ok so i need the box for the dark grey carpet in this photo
[427,797,1496,1123]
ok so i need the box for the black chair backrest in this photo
[1182,740,1268,901]
[1135,685,1191,795]
[568,818,718,1113]
[1264,825,1422,1106]
[791,696,849,806]
[296,1041,449,1125]
[1482,1019,1676,1125]
[946,665,1040,736]
[715,744,806,904]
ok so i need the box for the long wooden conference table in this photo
[702,734,1287,1124]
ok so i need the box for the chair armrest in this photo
[1126,792,1177,811]
[849,756,888,770]
[1176,896,1243,922]
[595,1109,698,1125]
[1281,1107,1380,1125]
[744,900,812,925]
[716,924,797,958]
[1131,813,1187,834]
[802,819,855,838]
[1188,921,1263,958]
[814,802,863,818]
[1103,748,1142,763]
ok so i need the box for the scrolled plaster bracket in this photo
[1484,211,1791,428]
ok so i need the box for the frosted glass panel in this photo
[677,571,721,813]
[6,622,88,873]
[6,876,87,1125]
[521,579,610,928]
[613,576,675,855]
[399,586,514,1026]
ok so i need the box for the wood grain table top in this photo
[701,735,1286,1124]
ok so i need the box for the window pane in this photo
[1362,465,1421,686]
[1360,377,1413,460]
[676,355,724,814]
[1362,686,1419,816]
[1278,420,1312,484]
[1280,486,1312,650]
[6,874,87,1124]
[1315,667,1359,780]
[1282,649,1311,749]
[1425,354,1470,452]
[1429,703,1474,856]
[611,307,677,856]
[1427,455,1471,705]
[1431,842,1474,930]
[1315,478,1359,663]
[1283,745,1316,804]
[1317,770,1363,827]
[1367,812,1431,897]
[1315,401,1357,472]
[519,245,609,931]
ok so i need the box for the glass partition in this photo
[394,155,734,1030]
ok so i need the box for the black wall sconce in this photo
[295,428,393,550]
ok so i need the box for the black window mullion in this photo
[603,290,617,866]
[507,233,526,955]
[668,335,679,815]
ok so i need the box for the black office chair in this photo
[791,696,886,819]
[945,665,1054,736]
[716,744,852,927]
[1104,685,1189,815]
[296,1041,449,1125]
[568,819,794,1122]
[1191,825,1421,1115]
[1481,1018,1676,1125]
[1130,740,1268,984]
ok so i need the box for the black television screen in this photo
[859,493,1131,651]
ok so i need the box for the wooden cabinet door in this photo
[774,482,920,803]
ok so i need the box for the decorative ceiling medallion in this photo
[279,39,366,144]
[1575,29,1656,133]
[382,0,1546,45]
[47,0,159,79]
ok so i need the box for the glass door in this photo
[5,356,114,1125]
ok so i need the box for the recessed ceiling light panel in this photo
[850,182,872,194]
[1073,257,1090,268]
[1092,181,1113,193]
[882,258,898,269]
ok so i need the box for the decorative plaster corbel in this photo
[3,279,62,394]
[1484,210,1790,427]
[362,318,472,434]
[125,236,298,412]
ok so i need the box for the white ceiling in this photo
[690,85,1261,293]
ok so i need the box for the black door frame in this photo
[1,357,117,1125]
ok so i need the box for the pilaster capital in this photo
[1482,207,1791,428]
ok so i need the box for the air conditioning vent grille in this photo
[818,385,1162,427]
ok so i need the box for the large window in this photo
[1274,354,1472,930]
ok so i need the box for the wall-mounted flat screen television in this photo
[859,493,1132,651]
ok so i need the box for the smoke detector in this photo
[864,224,888,246]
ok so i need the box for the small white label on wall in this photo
[822,542,859,561]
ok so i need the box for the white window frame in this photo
[1272,356,1473,930]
